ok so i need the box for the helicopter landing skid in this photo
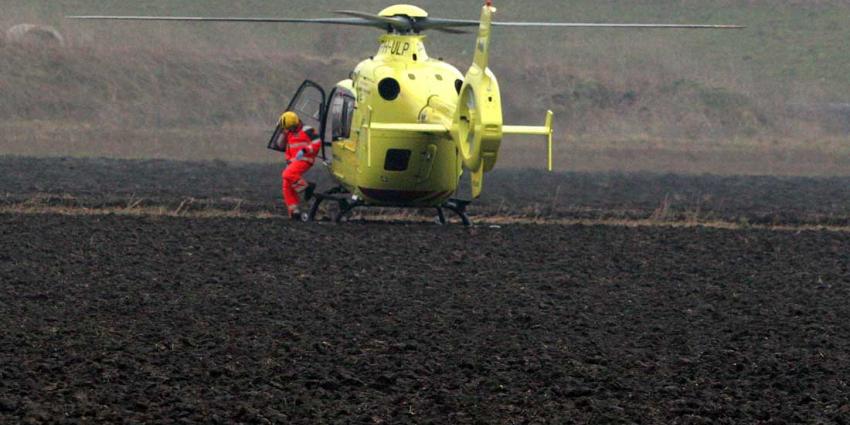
[306,187,363,223]
[436,199,472,226]
[306,189,472,226]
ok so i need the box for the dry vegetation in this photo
[2,0,850,174]
[7,199,850,234]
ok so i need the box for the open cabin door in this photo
[322,86,357,163]
[267,80,327,155]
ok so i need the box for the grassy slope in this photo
[3,0,850,174]
[10,0,848,99]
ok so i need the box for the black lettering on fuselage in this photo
[390,41,411,56]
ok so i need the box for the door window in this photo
[284,80,326,132]
[327,89,356,142]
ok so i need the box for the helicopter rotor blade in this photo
[334,11,470,34]
[415,18,479,32]
[491,22,744,29]
[419,18,742,30]
[67,15,743,32]
[67,15,388,29]
[417,18,480,29]
[432,27,470,34]
[333,10,412,32]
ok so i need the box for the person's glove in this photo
[295,149,306,161]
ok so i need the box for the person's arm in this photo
[303,127,322,156]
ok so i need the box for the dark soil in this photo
[1,157,850,424]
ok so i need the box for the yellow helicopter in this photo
[70,2,740,225]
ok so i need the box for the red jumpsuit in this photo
[280,124,322,214]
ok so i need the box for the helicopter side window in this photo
[327,89,356,141]
[341,94,356,139]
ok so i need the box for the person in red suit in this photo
[278,111,320,220]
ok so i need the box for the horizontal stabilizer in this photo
[504,110,555,171]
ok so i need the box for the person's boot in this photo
[288,206,302,221]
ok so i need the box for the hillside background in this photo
[3,0,850,174]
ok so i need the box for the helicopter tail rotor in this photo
[451,3,503,199]
[455,4,557,199]
[453,3,502,176]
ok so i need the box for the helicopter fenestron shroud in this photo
[69,4,741,204]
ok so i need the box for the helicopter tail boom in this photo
[367,123,448,133]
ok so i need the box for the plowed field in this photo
[2,157,849,424]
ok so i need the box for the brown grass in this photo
[2,36,850,175]
[5,201,850,233]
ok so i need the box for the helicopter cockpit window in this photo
[327,89,355,142]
